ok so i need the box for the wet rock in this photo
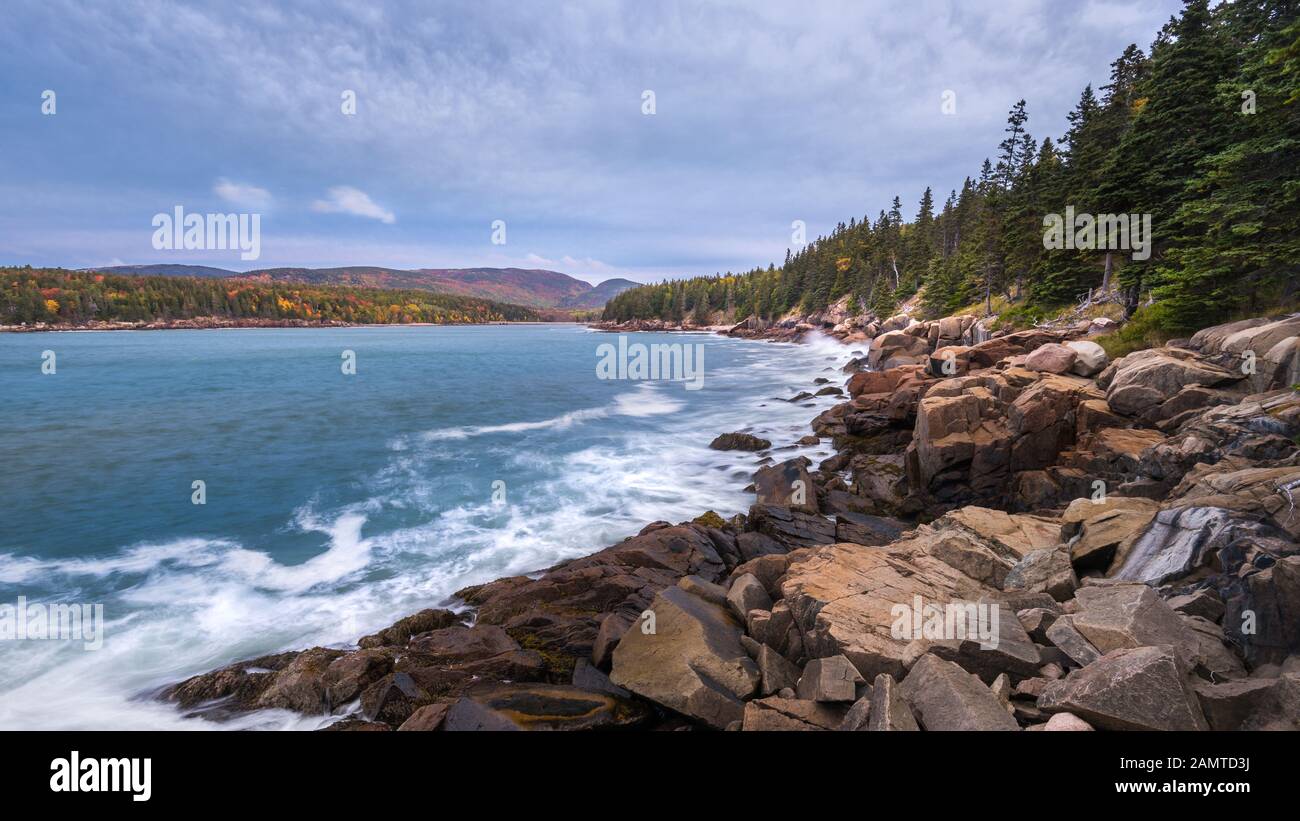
[1224,555,1300,667]
[396,703,450,731]
[1111,506,1277,585]
[321,717,392,732]
[255,647,346,714]
[159,650,300,714]
[457,522,726,665]
[754,458,820,512]
[710,432,773,451]
[361,671,429,725]
[749,504,836,549]
[358,609,467,649]
[322,649,394,710]
[408,624,519,663]
[444,683,648,731]
[1039,646,1210,730]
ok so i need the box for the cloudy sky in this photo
[0,0,1181,284]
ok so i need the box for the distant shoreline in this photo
[0,318,579,334]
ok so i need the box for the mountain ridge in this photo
[86,264,639,310]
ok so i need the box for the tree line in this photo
[0,267,540,326]
[604,1,1299,334]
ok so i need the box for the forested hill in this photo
[93,265,639,311]
[0,268,541,327]
[604,1,1299,335]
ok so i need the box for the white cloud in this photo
[213,178,272,209]
[310,186,396,224]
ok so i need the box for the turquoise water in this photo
[0,324,854,728]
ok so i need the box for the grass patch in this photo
[1094,304,1175,359]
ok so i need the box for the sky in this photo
[0,0,1183,285]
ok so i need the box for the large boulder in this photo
[796,655,865,702]
[709,432,772,451]
[1004,548,1078,602]
[1111,506,1282,585]
[1065,340,1109,377]
[1104,349,1245,421]
[869,330,931,370]
[778,533,996,680]
[1068,584,1201,669]
[898,655,1020,731]
[939,506,1063,559]
[1038,646,1210,730]
[925,598,1044,682]
[1061,497,1160,572]
[609,584,759,729]
[1025,343,1078,375]
[754,458,819,512]
[1192,674,1300,731]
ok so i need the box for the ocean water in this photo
[0,324,856,729]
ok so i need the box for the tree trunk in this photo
[1101,252,1113,293]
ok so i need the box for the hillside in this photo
[604,2,1300,340]
[1,267,540,328]
[90,265,638,310]
[559,278,641,309]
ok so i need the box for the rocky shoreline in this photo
[159,308,1300,731]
